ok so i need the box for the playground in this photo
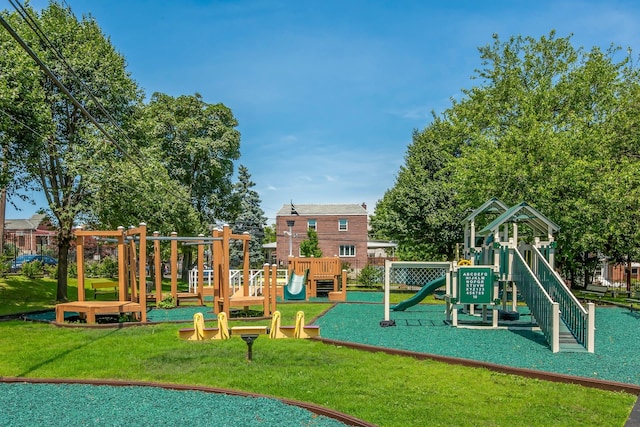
[5,198,640,425]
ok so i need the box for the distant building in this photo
[5,214,56,256]
[272,203,396,272]
[275,203,369,269]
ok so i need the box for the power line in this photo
[0,11,143,169]
[8,0,146,160]
[0,108,48,140]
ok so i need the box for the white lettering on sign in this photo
[462,270,489,299]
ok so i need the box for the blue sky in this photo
[7,0,640,224]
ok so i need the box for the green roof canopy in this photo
[477,202,560,237]
[462,197,508,224]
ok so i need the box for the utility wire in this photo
[0,108,48,140]
[8,0,146,160]
[0,3,224,216]
[0,12,142,169]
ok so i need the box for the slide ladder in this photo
[511,246,594,353]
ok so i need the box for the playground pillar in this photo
[270,264,278,315]
[383,260,391,322]
[197,234,204,298]
[212,228,222,315]
[587,302,595,353]
[153,231,162,303]
[262,263,270,317]
[170,232,178,301]
[76,231,85,302]
[221,225,231,317]
[242,234,250,298]
[117,227,126,301]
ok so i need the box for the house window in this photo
[338,219,348,231]
[339,245,356,257]
[308,219,317,231]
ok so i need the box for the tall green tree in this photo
[1,2,142,301]
[376,31,640,284]
[143,92,241,225]
[371,118,463,261]
[451,32,635,284]
[229,165,267,268]
[142,92,241,278]
[0,9,49,252]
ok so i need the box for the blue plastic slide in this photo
[391,276,446,311]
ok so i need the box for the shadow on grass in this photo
[18,328,120,377]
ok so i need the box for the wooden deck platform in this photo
[55,301,143,324]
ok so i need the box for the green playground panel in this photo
[458,267,494,304]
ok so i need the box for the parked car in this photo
[10,255,58,272]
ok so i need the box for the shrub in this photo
[67,262,77,278]
[21,261,43,279]
[44,264,57,279]
[358,264,382,288]
[157,295,176,309]
[84,260,101,277]
[98,256,118,278]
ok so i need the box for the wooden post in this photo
[341,269,347,300]
[197,234,204,300]
[154,231,162,303]
[262,263,270,317]
[117,227,126,301]
[212,228,222,315]
[170,232,178,301]
[129,238,138,301]
[75,230,85,302]
[221,225,231,317]
[242,233,250,297]
[138,223,147,322]
[271,264,278,315]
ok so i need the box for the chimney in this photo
[361,202,367,211]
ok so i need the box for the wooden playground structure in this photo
[55,223,279,324]
[287,257,347,301]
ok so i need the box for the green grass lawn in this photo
[0,276,636,426]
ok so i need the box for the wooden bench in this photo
[91,281,118,299]
[582,284,609,298]
[55,301,142,324]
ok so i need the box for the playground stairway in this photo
[558,321,588,353]
[512,245,594,353]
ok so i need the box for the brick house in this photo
[275,203,369,271]
[5,213,56,257]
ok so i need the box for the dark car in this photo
[10,255,58,272]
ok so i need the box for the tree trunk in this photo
[56,236,72,302]
[181,248,193,282]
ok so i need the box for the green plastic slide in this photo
[391,275,446,311]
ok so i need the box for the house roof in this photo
[276,204,367,216]
[477,202,560,237]
[5,214,47,231]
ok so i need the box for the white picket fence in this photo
[188,268,289,296]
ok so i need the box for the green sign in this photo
[457,267,494,304]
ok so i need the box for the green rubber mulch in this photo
[0,382,347,427]
[315,301,640,386]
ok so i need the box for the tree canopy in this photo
[372,31,640,284]
[1,1,247,299]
